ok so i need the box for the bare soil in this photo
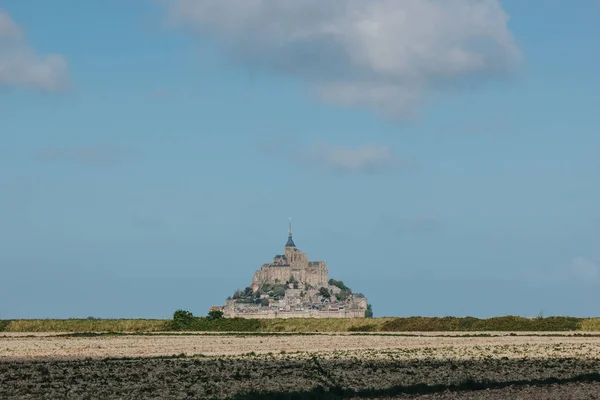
[387,382,600,399]
[2,332,600,399]
[2,331,600,361]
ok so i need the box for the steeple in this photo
[285,218,296,247]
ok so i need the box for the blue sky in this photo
[1,0,599,319]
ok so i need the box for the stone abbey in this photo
[250,223,328,292]
[217,221,369,319]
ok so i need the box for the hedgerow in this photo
[172,310,261,331]
[381,316,584,332]
[0,320,10,332]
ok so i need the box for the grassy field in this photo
[2,316,600,333]
[0,319,171,333]
[258,317,395,332]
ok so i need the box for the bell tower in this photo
[285,218,296,261]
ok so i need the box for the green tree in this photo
[319,287,331,298]
[336,289,351,302]
[260,283,273,293]
[207,310,224,320]
[328,279,350,292]
[365,304,374,318]
[173,309,194,330]
[272,285,286,298]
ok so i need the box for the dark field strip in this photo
[237,374,600,399]
[2,356,600,399]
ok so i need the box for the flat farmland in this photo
[3,331,600,360]
[2,332,600,399]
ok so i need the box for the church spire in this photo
[286,218,296,247]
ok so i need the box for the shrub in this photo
[187,318,261,332]
[0,320,10,332]
[172,310,195,330]
[272,285,286,298]
[348,324,376,332]
[328,279,350,292]
[207,310,224,320]
[336,289,352,302]
[171,310,262,332]
[319,287,331,298]
[260,283,273,293]
[365,304,374,319]
[381,316,583,332]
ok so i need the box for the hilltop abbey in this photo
[216,221,369,319]
[250,225,328,292]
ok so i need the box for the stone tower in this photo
[284,218,296,260]
[284,219,307,271]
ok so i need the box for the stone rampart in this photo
[224,310,365,319]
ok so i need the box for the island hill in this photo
[215,222,369,319]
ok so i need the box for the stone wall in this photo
[251,265,292,291]
[224,310,366,319]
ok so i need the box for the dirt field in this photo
[3,331,600,360]
[2,332,600,399]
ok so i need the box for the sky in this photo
[1,0,599,319]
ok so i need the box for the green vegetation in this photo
[329,279,353,302]
[381,316,583,332]
[207,309,225,320]
[1,319,171,333]
[261,317,393,332]
[3,314,600,333]
[582,318,600,331]
[271,285,286,299]
[172,310,195,330]
[173,310,260,331]
[365,304,374,318]
[232,287,260,304]
[0,320,11,332]
[328,279,349,291]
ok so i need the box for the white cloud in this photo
[571,257,599,281]
[0,11,21,39]
[303,142,397,173]
[0,11,69,91]
[167,0,520,116]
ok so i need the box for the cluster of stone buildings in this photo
[216,222,368,319]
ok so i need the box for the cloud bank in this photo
[168,0,520,116]
[0,11,69,91]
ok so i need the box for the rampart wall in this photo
[224,310,365,319]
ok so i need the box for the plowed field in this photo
[2,332,600,399]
